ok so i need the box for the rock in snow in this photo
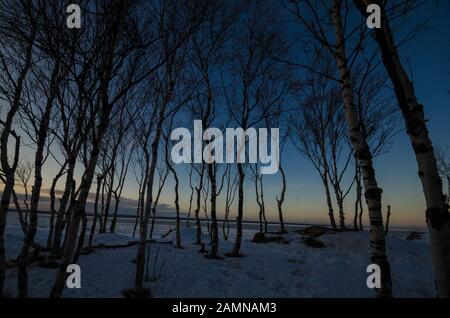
[2,223,435,298]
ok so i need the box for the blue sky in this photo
[162,1,450,227]
[5,1,450,228]
[174,1,450,227]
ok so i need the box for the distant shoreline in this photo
[7,209,427,231]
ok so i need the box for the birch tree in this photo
[274,112,290,234]
[16,1,72,296]
[222,165,238,240]
[51,0,152,298]
[0,0,38,296]
[109,140,134,233]
[352,66,398,230]
[14,160,33,233]
[132,0,209,296]
[225,0,288,256]
[291,60,340,230]
[354,0,450,297]
[187,0,238,257]
[287,0,392,297]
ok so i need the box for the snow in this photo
[2,221,435,298]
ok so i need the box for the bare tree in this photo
[222,165,238,240]
[148,163,170,240]
[130,147,148,239]
[16,1,73,296]
[47,161,67,249]
[286,0,392,297]
[352,66,398,230]
[186,166,195,227]
[88,174,104,248]
[291,59,341,230]
[385,205,391,236]
[96,95,136,234]
[109,141,134,233]
[224,0,288,256]
[193,163,206,245]
[51,0,151,298]
[183,0,242,258]
[163,115,183,249]
[354,0,450,296]
[0,161,29,235]
[48,13,97,260]
[0,0,38,296]
[327,108,354,230]
[133,0,208,296]
[250,163,268,234]
[273,112,289,234]
[14,160,34,233]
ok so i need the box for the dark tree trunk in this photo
[332,0,392,297]
[110,193,120,233]
[0,26,34,295]
[322,174,337,230]
[133,179,146,239]
[73,210,87,264]
[11,190,28,235]
[101,170,115,233]
[135,134,162,293]
[260,176,268,233]
[167,163,181,248]
[51,88,112,297]
[207,164,219,258]
[223,167,234,241]
[194,165,204,245]
[334,188,345,230]
[47,163,67,249]
[229,163,244,256]
[187,169,195,227]
[0,176,16,297]
[276,165,287,234]
[135,87,171,293]
[88,176,103,248]
[255,171,264,234]
[384,205,391,237]
[18,62,60,298]
[52,159,76,258]
[50,201,83,298]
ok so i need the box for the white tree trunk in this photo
[354,0,450,298]
[332,0,392,297]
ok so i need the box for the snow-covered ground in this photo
[2,221,435,298]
